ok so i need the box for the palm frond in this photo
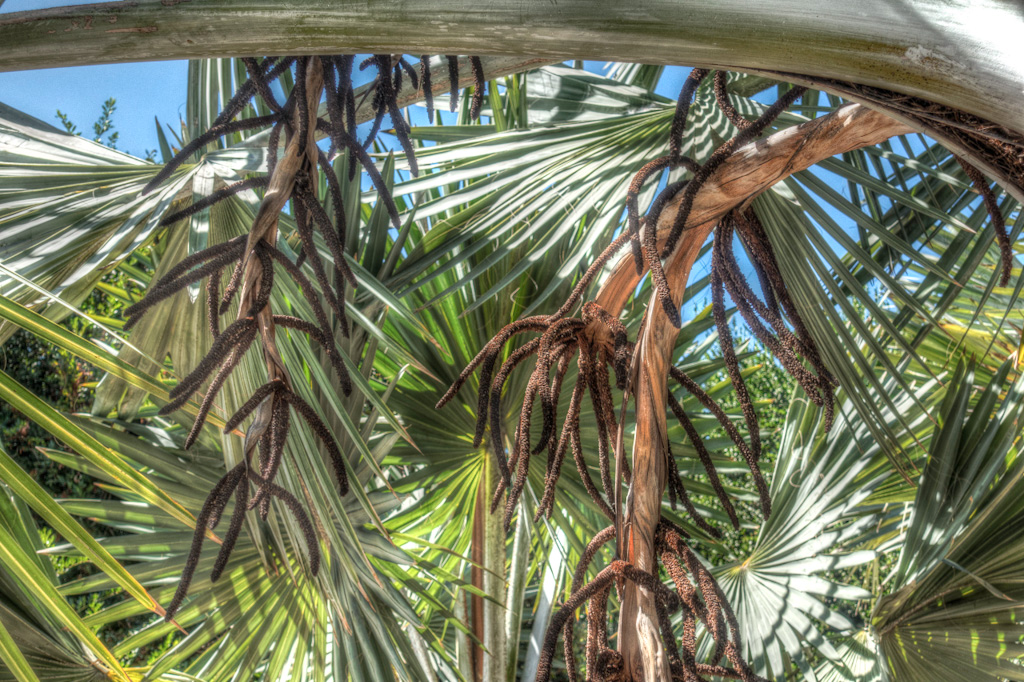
[870,358,1024,681]
[712,371,941,678]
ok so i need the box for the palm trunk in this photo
[616,242,705,681]
[470,477,485,681]
[482,455,508,682]
[504,500,532,682]
[471,452,508,682]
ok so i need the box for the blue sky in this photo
[4,6,977,374]
[0,61,190,158]
[0,2,193,157]
[0,0,691,159]
[0,37,840,315]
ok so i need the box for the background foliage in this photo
[0,57,1022,682]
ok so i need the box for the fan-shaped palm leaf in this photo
[868,359,1024,681]
[711,370,941,679]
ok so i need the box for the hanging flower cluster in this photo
[440,71,838,681]
[130,54,486,620]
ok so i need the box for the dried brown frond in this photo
[143,114,282,196]
[669,69,709,160]
[538,559,680,682]
[469,56,485,121]
[181,333,257,449]
[667,393,740,529]
[955,155,1012,285]
[141,52,498,622]
[161,176,271,227]
[314,119,401,229]
[165,462,247,620]
[246,469,321,575]
[282,389,349,496]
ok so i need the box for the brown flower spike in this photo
[133,54,486,620]
[439,72,838,680]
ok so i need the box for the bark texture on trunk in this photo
[615,233,707,682]
[596,102,913,681]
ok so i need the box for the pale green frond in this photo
[871,358,1024,681]
[712,373,941,678]
[0,482,131,682]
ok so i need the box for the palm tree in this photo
[1,4,1023,680]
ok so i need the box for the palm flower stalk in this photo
[438,72,847,680]
[129,53,491,621]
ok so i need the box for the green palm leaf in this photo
[2,56,457,681]
[0,102,182,340]
[40,412,438,682]
[713,371,941,678]
[870,358,1024,681]
[1,44,1023,682]
[0,478,133,682]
